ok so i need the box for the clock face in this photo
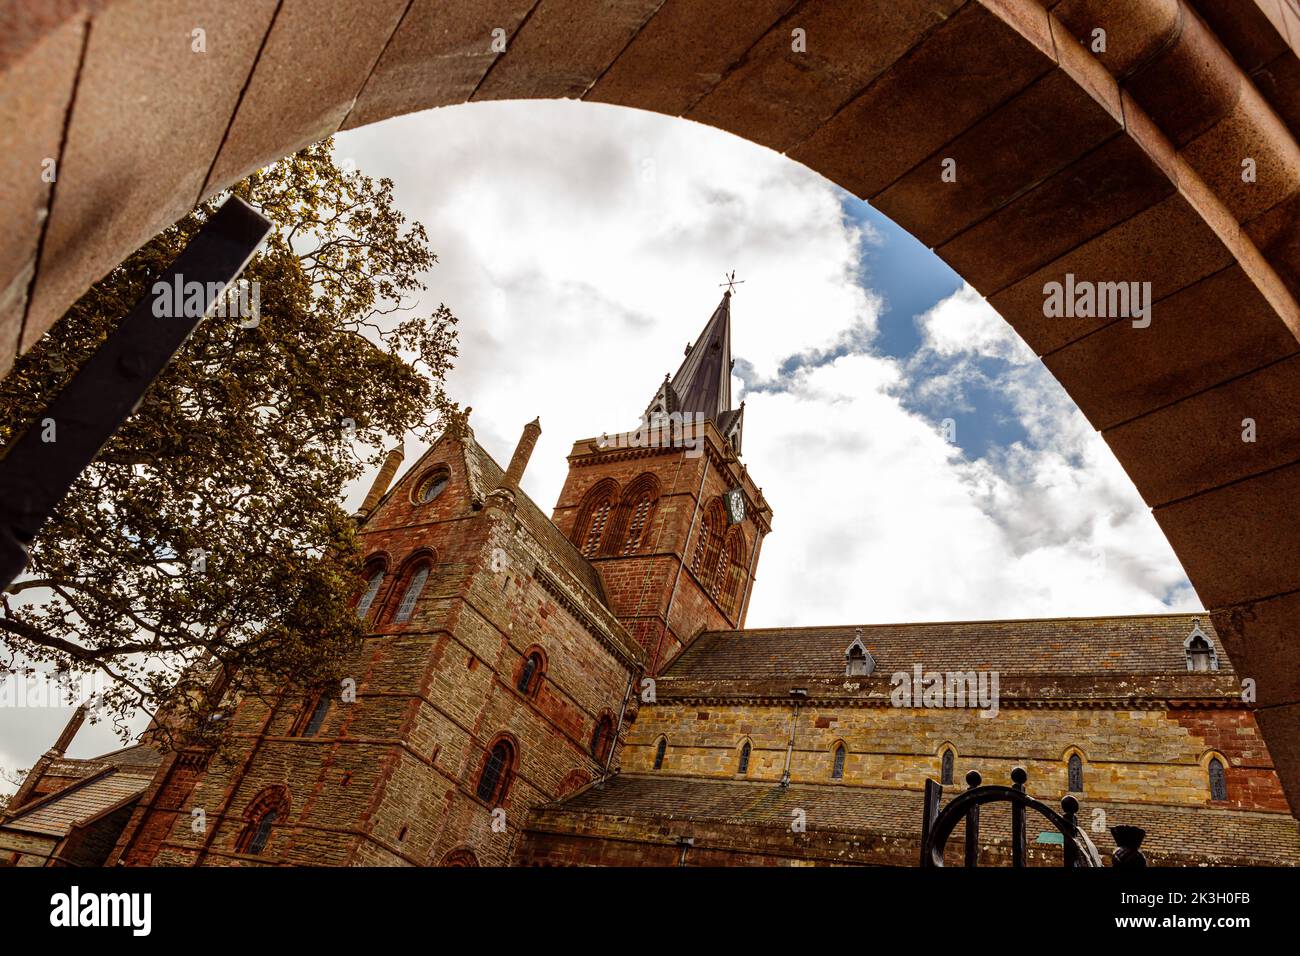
[725,488,745,524]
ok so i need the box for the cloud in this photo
[334,101,1199,626]
[744,284,1198,626]
[0,99,1200,791]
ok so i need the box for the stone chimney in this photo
[356,444,404,518]
[501,418,542,493]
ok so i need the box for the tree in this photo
[0,140,457,746]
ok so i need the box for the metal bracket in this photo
[0,196,272,590]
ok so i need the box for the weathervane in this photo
[719,270,745,295]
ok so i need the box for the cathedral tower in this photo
[552,289,772,673]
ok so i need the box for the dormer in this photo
[845,629,875,677]
[1183,618,1219,672]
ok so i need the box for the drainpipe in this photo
[782,689,807,788]
[676,837,696,868]
[603,671,636,777]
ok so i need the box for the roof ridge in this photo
[691,611,1210,636]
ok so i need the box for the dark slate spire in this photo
[645,291,744,454]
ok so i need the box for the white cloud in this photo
[745,285,1198,625]
[1,100,1201,791]
[335,101,1197,627]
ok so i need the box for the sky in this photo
[1,98,1200,785]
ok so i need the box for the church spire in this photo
[645,288,745,453]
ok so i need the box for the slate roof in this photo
[670,292,734,422]
[4,768,151,837]
[539,772,1300,866]
[664,614,1227,682]
[645,292,744,452]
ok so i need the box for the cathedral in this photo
[2,292,1297,867]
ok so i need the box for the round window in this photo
[418,471,449,504]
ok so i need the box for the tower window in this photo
[517,651,544,697]
[355,567,384,621]
[300,695,331,737]
[653,737,667,771]
[575,484,619,558]
[394,565,429,623]
[622,495,653,554]
[1068,753,1084,793]
[941,748,954,786]
[738,741,751,775]
[832,744,846,780]
[1209,757,1227,801]
[477,739,515,805]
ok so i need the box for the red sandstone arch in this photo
[3,0,1300,815]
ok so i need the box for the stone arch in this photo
[439,846,479,867]
[5,0,1300,815]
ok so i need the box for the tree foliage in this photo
[0,140,457,745]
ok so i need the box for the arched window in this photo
[300,695,330,737]
[415,468,450,504]
[355,566,385,621]
[476,738,515,805]
[1209,757,1227,801]
[832,744,846,780]
[623,495,653,553]
[738,741,751,775]
[590,715,614,763]
[617,476,659,555]
[236,787,289,856]
[394,565,429,623]
[575,482,618,557]
[440,847,479,867]
[941,748,955,785]
[1068,753,1084,793]
[245,809,278,855]
[720,530,745,614]
[653,737,667,771]
[692,500,726,584]
[516,650,544,697]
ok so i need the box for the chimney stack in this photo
[357,445,405,517]
[502,418,542,493]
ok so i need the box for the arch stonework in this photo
[3,0,1300,815]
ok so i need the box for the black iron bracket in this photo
[0,196,272,591]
